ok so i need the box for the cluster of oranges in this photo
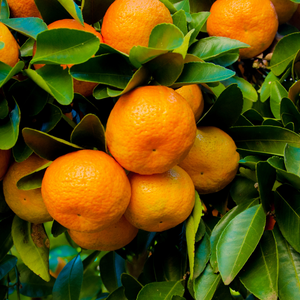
[2,0,299,252]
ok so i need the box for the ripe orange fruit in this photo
[33,19,103,97]
[101,0,173,54]
[105,85,197,175]
[206,0,278,59]
[174,84,204,122]
[0,149,11,181]
[178,126,240,194]
[124,165,195,232]
[41,150,131,233]
[3,153,53,224]
[68,215,139,251]
[7,0,42,18]
[0,22,19,67]
[271,0,298,24]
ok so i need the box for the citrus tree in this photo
[1,0,300,299]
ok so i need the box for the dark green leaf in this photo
[284,143,300,176]
[239,231,278,300]
[0,216,13,262]
[100,252,126,293]
[0,254,17,280]
[1,17,47,39]
[217,204,266,285]
[57,0,84,25]
[270,81,288,119]
[24,66,73,105]
[280,97,300,132]
[70,114,106,152]
[53,254,83,300]
[194,232,210,278]
[137,281,185,300]
[274,184,300,253]
[51,220,68,238]
[82,0,114,24]
[31,29,100,65]
[198,84,243,129]
[194,263,221,300]
[273,224,300,299]
[0,0,9,19]
[106,286,127,300]
[195,218,206,242]
[121,273,143,300]
[229,125,300,156]
[0,97,8,119]
[0,61,25,88]
[12,217,50,281]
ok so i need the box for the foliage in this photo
[1,0,300,299]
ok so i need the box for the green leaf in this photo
[274,184,300,253]
[148,23,184,50]
[31,29,100,65]
[11,216,50,282]
[273,224,300,299]
[70,54,132,89]
[280,97,300,132]
[51,220,67,238]
[145,52,184,86]
[186,215,196,281]
[70,114,106,152]
[0,61,25,88]
[256,161,277,213]
[81,0,114,24]
[173,30,194,59]
[0,216,13,262]
[53,254,83,300]
[210,199,259,273]
[188,12,210,46]
[217,204,266,285]
[172,9,188,35]
[24,66,73,105]
[1,17,47,39]
[106,286,127,300]
[0,0,9,19]
[22,128,83,161]
[270,32,300,76]
[57,0,84,25]
[194,263,221,300]
[259,71,279,102]
[229,125,300,157]
[0,254,17,280]
[284,143,300,175]
[194,232,211,278]
[239,231,278,300]
[0,96,8,119]
[198,84,243,129]
[189,36,249,61]
[137,281,185,300]
[121,273,143,300]
[0,98,20,150]
[100,252,126,293]
[270,81,288,119]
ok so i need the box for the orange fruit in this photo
[41,150,131,233]
[33,19,103,97]
[105,85,197,175]
[124,165,195,232]
[0,22,19,67]
[49,257,67,278]
[0,149,12,181]
[178,126,240,194]
[206,0,278,59]
[7,0,42,18]
[3,153,53,224]
[174,84,204,122]
[288,4,300,29]
[271,0,298,24]
[68,215,139,251]
[101,0,173,54]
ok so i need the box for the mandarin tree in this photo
[1,0,300,299]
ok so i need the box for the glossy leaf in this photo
[188,12,210,46]
[70,114,106,152]
[270,32,300,76]
[22,128,83,161]
[273,224,300,299]
[239,231,278,300]
[172,9,188,35]
[24,66,73,105]
[189,36,249,61]
[256,161,277,213]
[52,255,83,300]
[100,252,126,293]
[217,204,266,285]
[11,216,50,281]
[1,17,47,39]
[210,199,259,273]
[121,273,143,300]
[194,232,211,278]
[198,84,243,129]
[270,81,288,119]
[0,61,25,88]
[31,29,100,65]
[194,263,221,300]
[173,30,194,59]
[274,184,300,253]
[137,281,185,300]
[284,143,300,176]
[172,61,235,88]
[0,254,17,280]
[229,125,300,156]
[0,0,9,19]
[57,0,84,25]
